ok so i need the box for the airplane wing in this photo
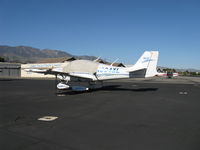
[24,68,65,75]
[24,68,96,80]
[24,69,54,74]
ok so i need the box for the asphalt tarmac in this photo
[0,77,200,150]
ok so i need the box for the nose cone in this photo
[57,83,70,90]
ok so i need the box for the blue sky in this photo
[0,0,200,69]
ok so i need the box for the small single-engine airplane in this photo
[25,51,159,91]
[156,72,179,78]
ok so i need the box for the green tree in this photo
[0,56,5,62]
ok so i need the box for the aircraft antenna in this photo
[94,56,101,62]
[111,58,119,66]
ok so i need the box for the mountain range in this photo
[0,45,96,63]
[0,45,199,72]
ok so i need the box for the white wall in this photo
[21,63,63,78]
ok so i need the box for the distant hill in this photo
[1,45,199,71]
[0,45,96,63]
[175,68,200,72]
[158,66,200,73]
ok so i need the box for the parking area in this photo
[0,77,200,150]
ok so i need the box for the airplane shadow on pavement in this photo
[56,85,158,95]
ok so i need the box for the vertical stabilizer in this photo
[125,51,159,78]
[145,51,159,77]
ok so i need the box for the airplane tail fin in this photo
[125,51,159,78]
[144,51,159,77]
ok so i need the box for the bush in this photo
[0,57,5,62]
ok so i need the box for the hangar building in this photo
[0,63,21,78]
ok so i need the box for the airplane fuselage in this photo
[54,60,131,81]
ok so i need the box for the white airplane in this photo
[25,51,159,91]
